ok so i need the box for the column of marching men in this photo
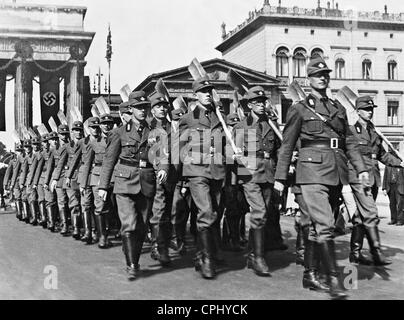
[3,56,403,300]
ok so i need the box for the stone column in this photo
[0,71,6,131]
[14,61,33,133]
[65,61,84,127]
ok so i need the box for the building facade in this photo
[216,1,404,149]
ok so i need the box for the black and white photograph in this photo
[0,0,403,306]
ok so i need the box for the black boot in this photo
[227,217,243,252]
[59,208,68,235]
[318,240,348,300]
[151,224,171,266]
[47,206,56,232]
[150,225,160,261]
[196,229,216,279]
[16,200,23,221]
[22,201,31,223]
[39,202,47,228]
[171,223,186,255]
[365,226,391,266]
[247,228,271,277]
[211,224,225,265]
[71,206,81,240]
[95,215,110,249]
[80,209,92,244]
[302,238,329,292]
[295,223,306,266]
[349,225,372,265]
[29,202,39,225]
[121,232,141,281]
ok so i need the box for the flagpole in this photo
[106,23,112,108]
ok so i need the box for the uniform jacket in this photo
[53,141,80,189]
[348,121,401,186]
[66,136,94,188]
[275,93,366,185]
[84,134,109,188]
[3,157,14,190]
[26,151,41,186]
[45,145,66,186]
[383,165,404,194]
[10,155,23,189]
[178,103,226,180]
[19,153,35,187]
[234,113,281,184]
[33,150,52,186]
[98,119,156,197]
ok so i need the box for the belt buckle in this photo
[139,160,147,168]
[330,138,338,149]
[264,151,270,159]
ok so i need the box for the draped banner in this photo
[40,75,60,132]
[0,72,5,132]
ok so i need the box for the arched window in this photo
[276,47,289,77]
[311,48,324,59]
[362,59,372,79]
[388,60,398,80]
[293,48,307,77]
[335,58,345,79]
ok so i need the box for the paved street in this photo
[0,195,403,300]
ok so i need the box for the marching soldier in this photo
[98,91,156,280]
[46,124,70,235]
[56,121,84,240]
[274,57,368,299]
[347,96,403,266]
[19,139,34,224]
[233,86,282,277]
[4,143,23,220]
[148,93,173,266]
[66,117,100,244]
[178,76,226,279]
[25,137,43,225]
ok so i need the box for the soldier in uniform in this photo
[46,124,70,235]
[25,137,43,225]
[85,114,115,249]
[148,93,173,266]
[274,57,368,299]
[19,139,34,224]
[9,143,25,220]
[178,76,226,279]
[347,96,403,266]
[66,117,100,244]
[98,91,156,280]
[233,87,281,277]
[3,144,22,219]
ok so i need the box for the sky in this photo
[16,0,404,93]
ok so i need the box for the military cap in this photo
[32,137,42,145]
[88,116,100,127]
[226,113,241,126]
[119,101,132,114]
[355,96,378,110]
[192,76,214,93]
[151,93,170,108]
[99,114,114,124]
[23,139,32,147]
[58,124,70,135]
[171,108,186,121]
[246,86,268,101]
[71,121,84,131]
[128,91,150,108]
[307,57,332,76]
[15,143,23,151]
[41,134,50,142]
[48,132,58,140]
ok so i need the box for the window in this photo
[390,33,394,39]
[387,100,399,125]
[310,29,315,35]
[284,28,288,34]
[364,32,368,37]
[337,31,341,36]
[362,59,372,79]
[311,48,324,59]
[276,47,289,77]
[335,58,345,79]
[388,60,398,80]
[293,48,307,77]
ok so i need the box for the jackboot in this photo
[211,224,225,265]
[365,226,391,266]
[95,215,110,249]
[29,202,39,226]
[295,223,305,266]
[247,228,271,277]
[71,206,81,240]
[227,217,243,252]
[318,240,348,300]
[170,223,186,255]
[80,209,92,244]
[158,223,171,266]
[22,201,30,223]
[59,208,69,235]
[38,202,47,228]
[16,200,23,221]
[46,206,56,232]
[150,225,160,261]
[91,214,98,243]
[239,216,248,246]
[196,229,216,279]
[151,224,171,266]
[349,225,372,265]
[121,232,140,281]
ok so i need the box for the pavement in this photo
[0,193,403,300]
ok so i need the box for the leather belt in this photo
[119,159,153,168]
[301,138,345,150]
[92,163,102,167]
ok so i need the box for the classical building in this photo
[216,0,404,149]
[0,2,94,148]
